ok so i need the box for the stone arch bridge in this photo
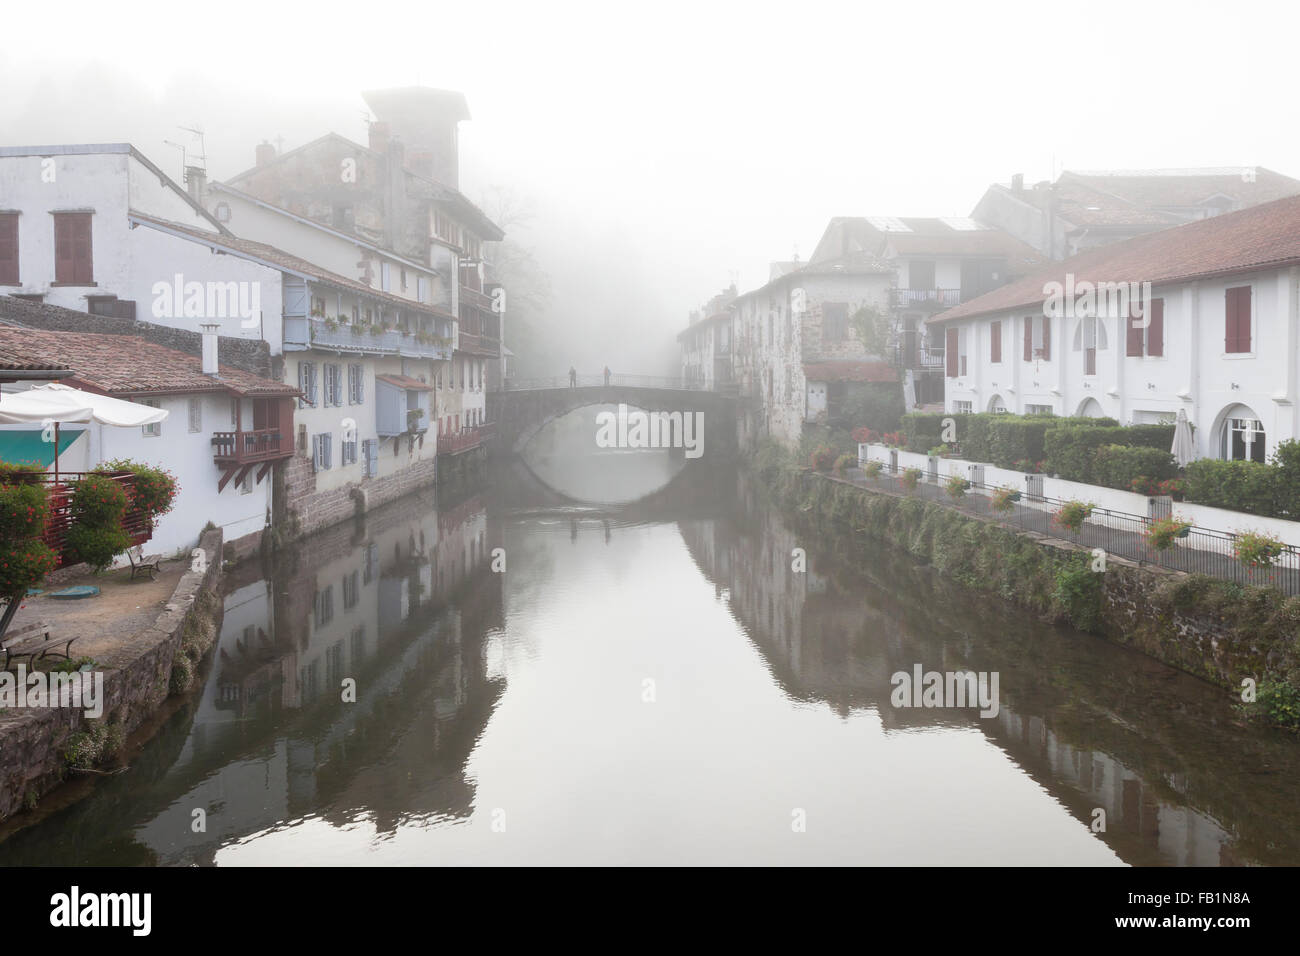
[487,375,738,458]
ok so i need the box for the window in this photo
[1225,286,1252,353]
[0,213,18,285]
[1126,297,1165,357]
[1073,316,1106,374]
[909,260,936,290]
[823,302,848,343]
[298,362,318,407]
[314,586,334,630]
[381,262,392,292]
[324,363,342,406]
[945,327,959,377]
[311,296,326,317]
[342,431,358,466]
[1026,404,1054,416]
[52,212,93,285]
[1024,315,1051,361]
[313,432,333,471]
[187,397,202,433]
[362,438,377,478]
[142,399,162,438]
[954,400,973,414]
[230,397,239,428]
[990,320,1002,363]
[348,363,364,404]
[417,277,430,304]
[342,570,359,611]
[400,268,407,292]
[238,471,253,495]
[1224,414,1266,462]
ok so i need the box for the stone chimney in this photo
[200,323,220,376]
[255,141,276,168]
[369,120,390,153]
[1011,172,1024,192]
[185,165,207,201]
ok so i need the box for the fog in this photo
[4,0,1298,377]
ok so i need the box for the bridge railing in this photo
[497,374,718,392]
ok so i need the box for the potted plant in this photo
[862,460,883,479]
[990,486,1021,513]
[810,445,837,472]
[1054,500,1095,534]
[406,408,426,433]
[1145,515,1193,551]
[832,453,856,476]
[900,468,921,492]
[944,474,971,499]
[1234,530,1286,569]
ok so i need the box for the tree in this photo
[0,466,58,640]
[479,185,554,379]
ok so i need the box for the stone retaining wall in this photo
[0,528,224,822]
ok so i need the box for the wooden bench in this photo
[126,546,163,581]
[1,620,77,668]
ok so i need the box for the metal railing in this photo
[498,374,715,392]
[847,459,1300,595]
[286,317,454,360]
[437,422,495,456]
[891,288,963,309]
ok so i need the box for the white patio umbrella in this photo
[0,382,168,482]
[1171,408,1197,468]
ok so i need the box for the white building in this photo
[0,322,296,557]
[727,256,896,446]
[928,194,1300,462]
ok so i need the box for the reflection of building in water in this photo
[131,491,503,865]
[677,477,1266,866]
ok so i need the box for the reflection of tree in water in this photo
[677,473,1300,866]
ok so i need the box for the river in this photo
[1,457,1298,866]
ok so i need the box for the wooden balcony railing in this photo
[212,428,291,465]
[2,471,150,568]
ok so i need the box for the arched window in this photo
[1077,397,1105,418]
[987,394,1007,413]
[1220,404,1266,462]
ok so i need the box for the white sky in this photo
[3,0,1297,372]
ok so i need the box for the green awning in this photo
[0,428,85,468]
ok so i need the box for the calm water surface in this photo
[1,463,1298,866]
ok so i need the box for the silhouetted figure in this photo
[570,518,578,541]
[603,366,611,386]
[569,367,577,388]
[603,519,611,544]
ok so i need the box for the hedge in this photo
[1184,459,1283,518]
[1092,444,1179,492]
[900,412,1120,468]
[1043,424,1176,483]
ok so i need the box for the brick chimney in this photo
[255,141,276,167]
[368,120,390,153]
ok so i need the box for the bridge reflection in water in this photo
[0,467,1297,865]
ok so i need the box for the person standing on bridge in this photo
[569,366,577,388]
[603,366,611,387]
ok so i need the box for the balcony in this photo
[212,428,290,466]
[456,331,500,357]
[891,288,963,310]
[459,285,494,311]
[437,422,495,456]
[286,317,454,361]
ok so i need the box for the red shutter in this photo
[1040,317,1051,360]
[1023,318,1032,361]
[1126,311,1144,356]
[0,214,17,285]
[990,320,1001,363]
[1226,286,1251,353]
[946,328,959,377]
[53,212,93,284]
[1147,298,1164,357]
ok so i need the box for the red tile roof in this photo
[0,344,70,372]
[802,360,898,383]
[0,328,297,397]
[929,194,1300,326]
[376,373,433,391]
